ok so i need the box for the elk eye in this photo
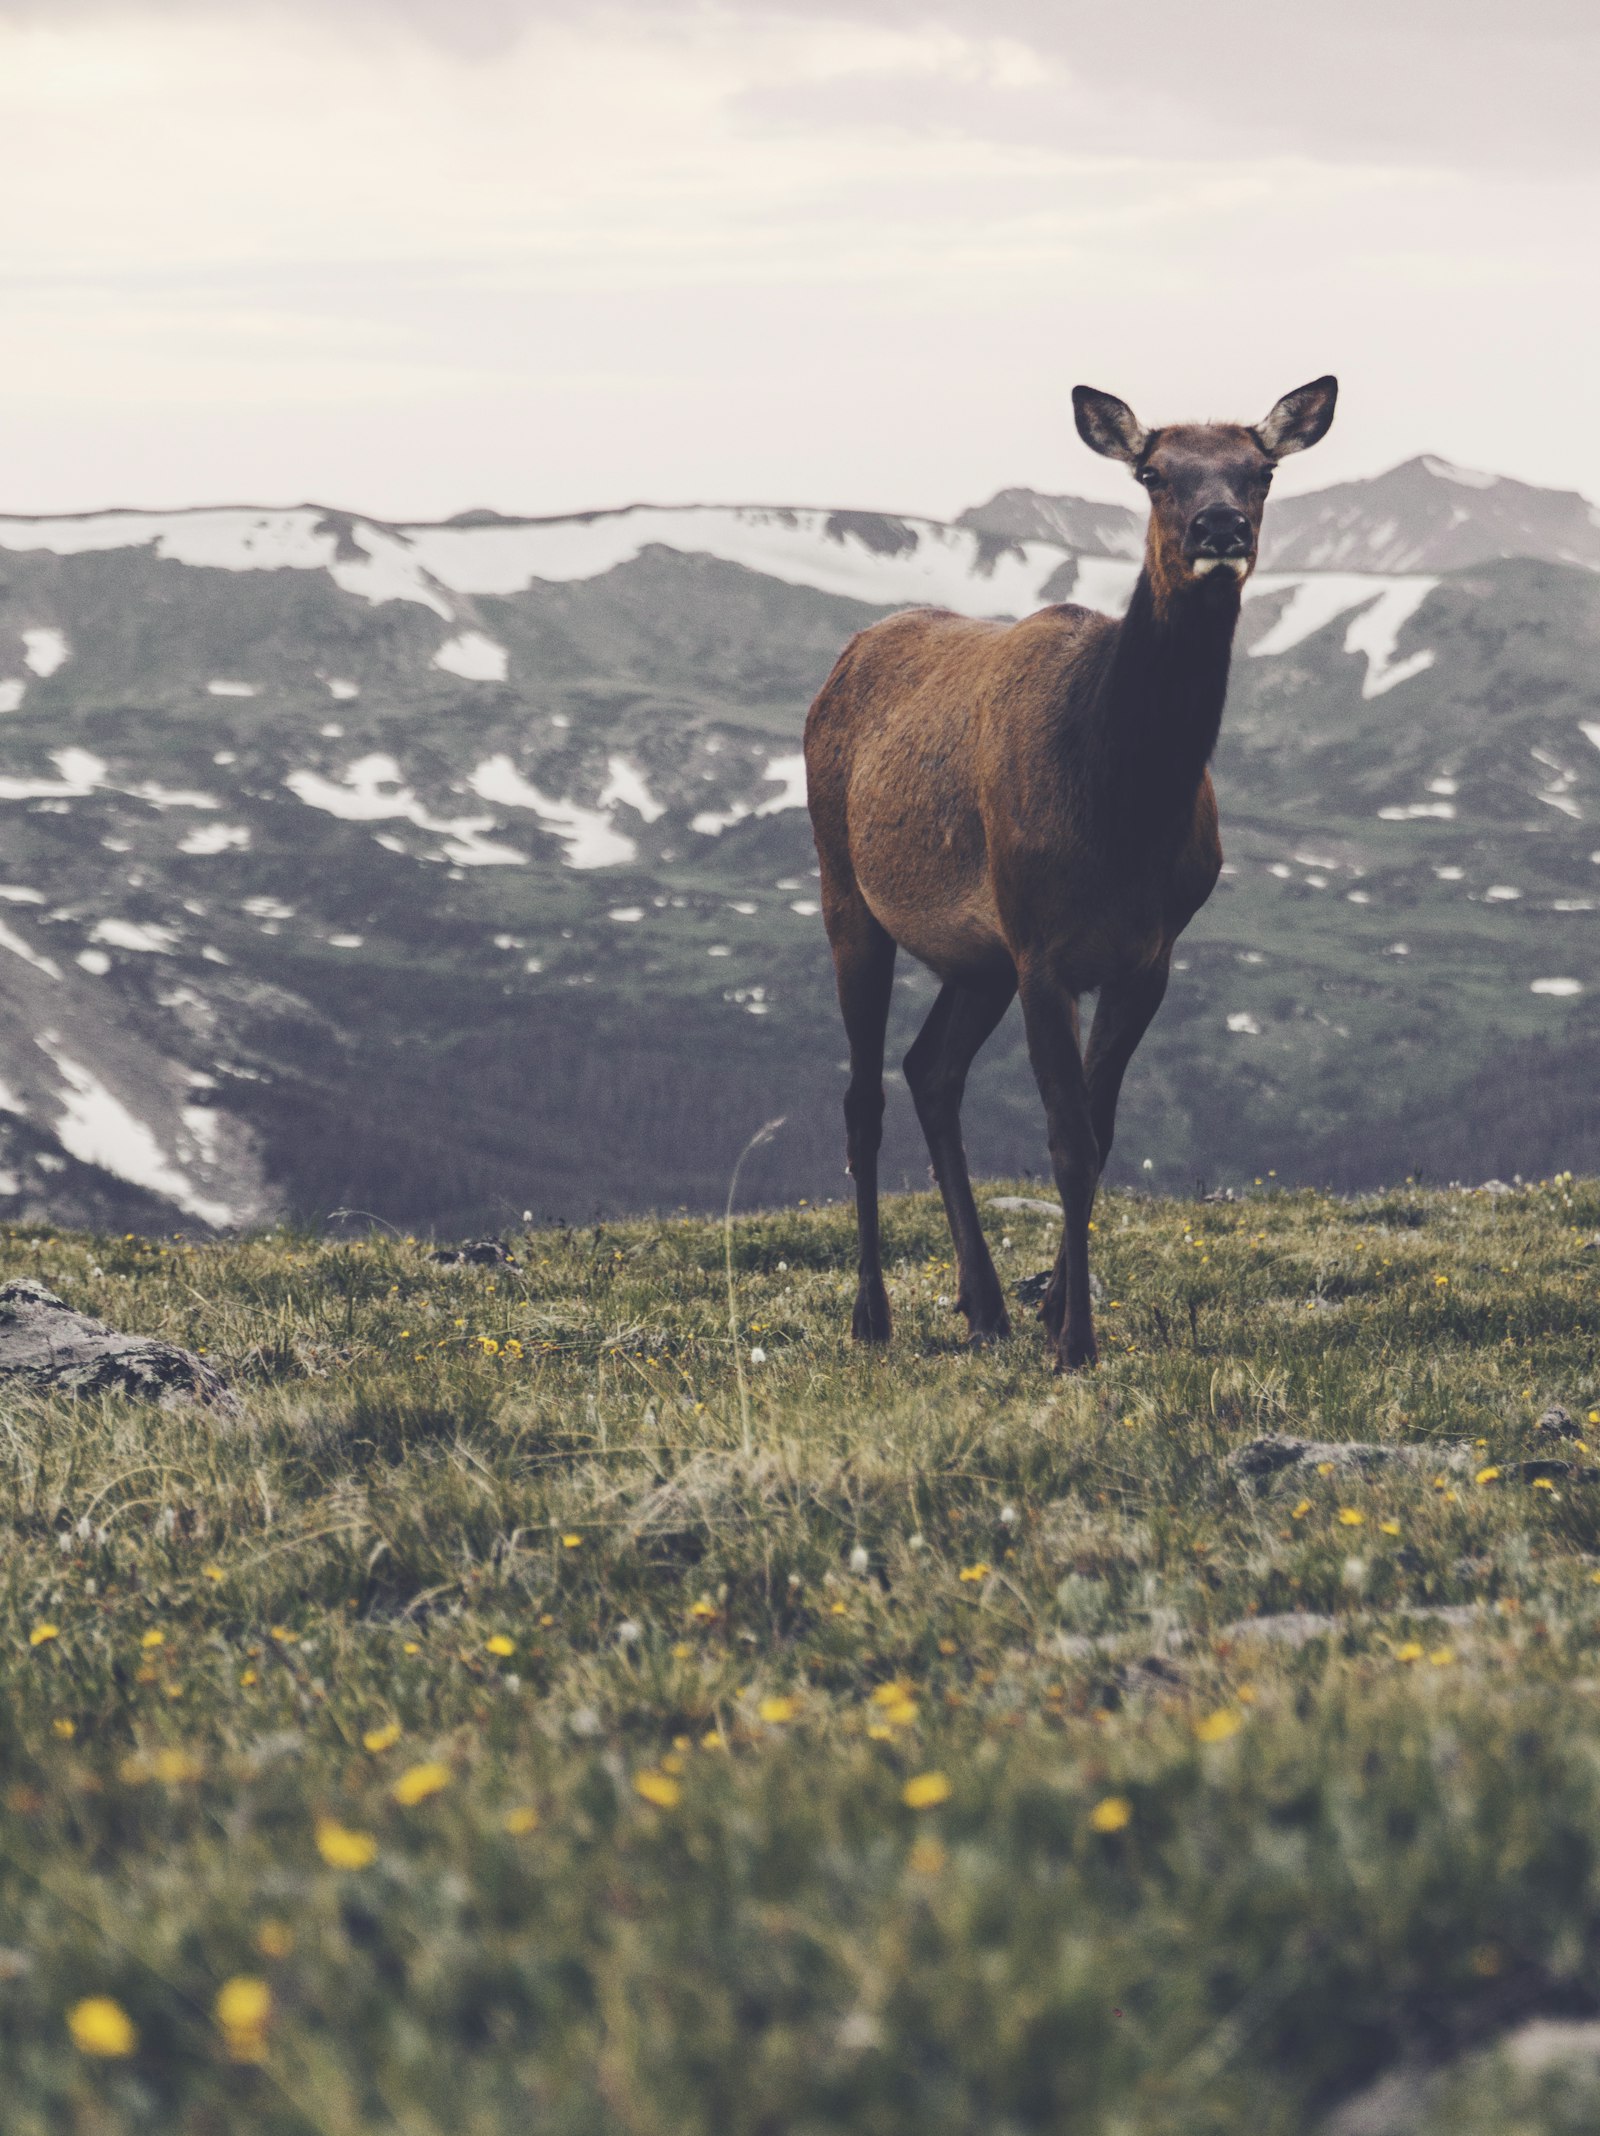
[1137,467,1161,489]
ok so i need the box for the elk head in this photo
[1072,377,1337,607]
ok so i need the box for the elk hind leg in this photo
[1017,965,1099,1370]
[903,974,1016,1342]
[831,905,897,1343]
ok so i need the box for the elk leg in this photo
[1017,967,1099,1371]
[831,905,897,1343]
[1083,959,1170,1173]
[903,973,1017,1342]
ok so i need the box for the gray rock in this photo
[1220,1610,1345,1648]
[987,1197,1061,1219]
[0,1279,235,1411]
[1538,1404,1578,1437]
[428,1238,519,1267]
[1321,2019,1600,2134]
[1228,1433,1470,1483]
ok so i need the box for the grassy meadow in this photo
[4,1178,1600,2132]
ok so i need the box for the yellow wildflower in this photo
[141,1630,165,1650]
[68,1996,137,2058]
[314,1819,377,1869]
[902,1772,952,1809]
[1428,1647,1455,1667]
[561,1534,582,1549]
[1291,1499,1312,1520]
[1476,1466,1501,1485]
[52,1718,75,1740]
[215,1976,271,2062]
[1089,1795,1132,1833]
[633,1769,681,1807]
[1534,1478,1556,1492]
[758,1696,798,1724]
[391,1761,451,1806]
[1337,1508,1365,1527]
[688,1599,716,1619]
[362,1722,401,1754]
[201,1564,224,1583]
[1194,1709,1243,1744]
[485,1635,515,1657]
[1379,1519,1401,1536]
[504,1806,540,1834]
[871,1681,914,1708]
[958,1563,991,1582]
[29,1623,59,1647]
[1395,1642,1425,1663]
[1316,1461,1335,1477]
[881,1698,919,1727]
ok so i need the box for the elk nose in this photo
[1188,504,1252,558]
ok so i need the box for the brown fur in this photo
[804,378,1335,1368]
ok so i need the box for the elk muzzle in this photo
[1185,503,1253,577]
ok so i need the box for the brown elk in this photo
[804,376,1337,1369]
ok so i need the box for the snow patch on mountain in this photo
[467,755,636,868]
[23,627,68,676]
[181,824,251,855]
[598,756,665,823]
[432,631,508,682]
[35,1039,235,1227]
[0,918,62,980]
[691,752,808,837]
[1246,574,1438,694]
[91,919,178,955]
[1420,457,1499,490]
[286,754,530,868]
[0,747,106,802]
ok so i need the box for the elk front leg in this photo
[1018,963,1099,1371]
[1083,958,1169,1171]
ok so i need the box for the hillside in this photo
[5,1183,1600,2132]
[0,476,1596,1232]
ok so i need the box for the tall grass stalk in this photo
[723,1116,785,1454]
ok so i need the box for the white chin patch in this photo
[1191,555,1250,578]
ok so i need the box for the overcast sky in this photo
[2,0,1598,520]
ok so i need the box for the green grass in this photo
[4,1180,1600,2133]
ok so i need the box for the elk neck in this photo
[1094,562,1240,858]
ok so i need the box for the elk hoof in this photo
[962,1302,1012,1346]
[1054,1330,1099,1373]
[851,1282,891,1344]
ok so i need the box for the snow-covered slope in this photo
[0,502,1093,628]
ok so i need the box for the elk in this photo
[804,376,1337,1369]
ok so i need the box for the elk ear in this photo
[1073,385,1148,465]
[1254,375,1338,459]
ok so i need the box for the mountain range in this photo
[0,452,1595,1232]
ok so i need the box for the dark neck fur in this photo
[1096,566,1239,856]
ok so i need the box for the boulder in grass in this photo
[1228,1433,1471,1483]
[427,1239,519,1268]
[0,1280,236,1412]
